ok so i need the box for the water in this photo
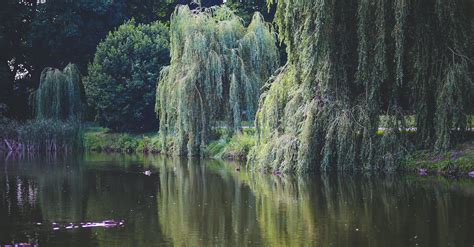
[0,153,473,246]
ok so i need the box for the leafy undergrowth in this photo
[84,124,255,158]
[84,126,163,154]
[403,141,474,177]
[85,124,473,177]
[207,130,256,161]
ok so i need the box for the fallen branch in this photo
[4,139,13,151]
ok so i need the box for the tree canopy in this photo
[33,63,83,120]
[0,0,269,120]
[156,6,278,156]
[0,0,36,119]
[249,0,474,173]
[224,0,276,24]
[0,0,199,120]
[85,20,170,132]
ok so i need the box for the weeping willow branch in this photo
[33,63,83,120]
[250,0,473,174]
[13,63,86,153]
[156,5,278,157]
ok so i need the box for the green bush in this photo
[84,127,165,154]
[207,132,256,161]
[136,136,161,153]
[16,119,83,152]
[84,20,169,132]
[0,104,18,140]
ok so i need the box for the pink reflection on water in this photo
[52,220,124,231]
[3,244,38,247]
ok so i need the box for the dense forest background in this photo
[0,0,274,120]
[1,0,473,173]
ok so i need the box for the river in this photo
[0,153,473,246]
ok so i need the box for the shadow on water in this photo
[156,157,262,246]
[244,173,474,246]
[0,153,473,246]
[0,153,166,246]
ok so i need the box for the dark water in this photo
[0,153,473,247]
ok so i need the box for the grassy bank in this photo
[206,129,256,161]
[84,125,257,160]
[84,126,162,153]
[84,125,474,177]
[1,119,83,153]
[403,141,474,177]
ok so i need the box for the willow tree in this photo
[33,63,83,120]
[156,6,278,156]
[249,0,473,173]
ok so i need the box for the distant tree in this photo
[33,64,83,120]
[127,0,192,23]
[84,20,169,132]
[225,0,275,24]
[156,6,278,156]
[27,0,128,73]
[2,0,230,120]
[0,0,36,119]
[26,0,218,73]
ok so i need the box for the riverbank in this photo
[0,119,83,153]
[84,126,162,153]
[403,141,474,177]
[84,125,255,159]
[2,152,473,247]
[84,126,474,177]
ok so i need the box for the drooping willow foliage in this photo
[156,5,278,156]
[249,0,474,173]
[33,63,83,120]
[10,63,86,153]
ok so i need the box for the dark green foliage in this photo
[0,104,19,142]
[33,64,83,120]
[156,6,278,157]
[126,0,189,23]
[225,0,275,24]
[1,118,82,153]
[207,130,256,161]
[1,63,84,152]
[0,31,12,109]
[250,0,474,173]
[12,63,85,152]
[85,20,170,132]
[0,0,35,119]
[83,127,163,153]
[27,0,129,72]
[1,0,196,119]
[0,61,12,110]
[403,141,474,175]
[17,119,83,153]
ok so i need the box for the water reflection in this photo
[154,158,474,247]
[0,154,167,246]
[0,154,473,246]
[247,174,474,246]
[157,158,262,246]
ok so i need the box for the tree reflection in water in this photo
[1,154,473,246]
[157,158,262,246]
[157,158,474,247]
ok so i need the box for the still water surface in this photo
[0,153,473,246]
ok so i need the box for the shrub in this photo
[84,20,170,132]
[16,119,83,152]
[207,132,256,161]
